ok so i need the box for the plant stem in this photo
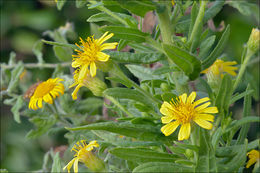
[0,62,71,69]
[187,1,207,45]
[233,49,255,91]
[105,95,135,117]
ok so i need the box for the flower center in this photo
[81,38,101,62]
[33,82,55,98]
[172,101,195,124]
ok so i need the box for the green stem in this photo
[233,49,255,91]
[156,5,172,44]
[190,125,199,163]
[187,1,207,45]
[0,62,70,69]
[105,95,134,117]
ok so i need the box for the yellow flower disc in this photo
[160,92,218,140]
[28,78,64,110]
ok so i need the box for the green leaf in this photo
[126,65,164,81]
[117,39,129,51]
[106,76,133,88]
[100,26,149,43]
[56,0,66,10]
[224,116,260,134]
[215,74,233,112]
[75,97,103,113]
[128,43,156,53]
[66,121,175,143]
[11,96,23,123]
[230,89,254,104]
[161,92,178,102]
[236,85,252,144]
[132,162,193,172]
[227,1,259,17]
[51,152,62,173]
[41,39,77,49]
[212,127,222,151]
[104,87,153,108]
[93,130,160,147]
[109,51,165,64]
[202,25,230,70]
[203,1,225,22]
[174,141,199,152]
[8,51,16,65]
[7,61,24,93]
[188,2,198,39]
[199,35,216,60]
[114,0,156,17]
[109,147,181,163]
[32,40,44,64]
[247,139,260,151]
[75,0,87,8]
[53,46,72,62]
[163,44,201,80]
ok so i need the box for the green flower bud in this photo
[247,28,259,53]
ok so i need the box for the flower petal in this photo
[71,84,83,100]
[187,92,196,104]
[73,158,79,173]
[161,116,175,124]
[96,52,110,62]
[194,113,215,122]
[90,62,97,77]
[199,107,218,114]
[179,93,187,103]
[194,97,210,106]
[178,123,191,140]
[100,43,118,50]
[161,121,179,136]
[194,119,213,130]
[63,158,76,173]
[160,102,173,116]
[195,102,211,111]
[38,98,43,108]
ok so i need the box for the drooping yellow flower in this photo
[201,59,238,77]
[160,92,218,140]
[246,150,260,168]
[171,0,175,6]
[72,32,118,77]
[28,78,64,110]
[63,140,104,173]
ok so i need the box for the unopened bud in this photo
[247,28,259,53]
[83,76,107,97]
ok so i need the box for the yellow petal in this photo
[194,119,213,130]
[97,32,114,44]
[187,92,196,104]
[71,84,83,100]
[100,42,118,50]
[78,64,88,81]
[73,158,79,173]
[179,93,187,103]
[43,94,53,104]
[195,102,211,111]
[194,97,210,106]
[200,107,218,114]
[161,121,179,136]
[90,62,97,77]
[86,140,99,151]
[246,158,257,168]
[195,114,214,122]
[63,158,76,173]
[96,52,110,62]
[178,123,191,140]
[38,98,43,108]
[160,102,173,116]
[161,116,175,124]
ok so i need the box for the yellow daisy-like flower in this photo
[160,92,218,140]
[72,32,118,77]
[63,140,100,173]
[28,78,64,110]
[201,59,238,77]
[246,150,260,168]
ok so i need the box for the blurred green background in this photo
[0,0,259,172]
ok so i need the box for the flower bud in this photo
[83,76,107,97]
[247,28,259,53]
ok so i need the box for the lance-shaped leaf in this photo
[230,88,254,104]
[202,25,230,70]
[108,51,165,64]
[126,65,164,81]
[109,147,181,163]
[7,61,24,93]
[132,162,193,173]
[163,44,201,80]
[66,121,176,143]
[100,26,149,43]
[11,96,24,123]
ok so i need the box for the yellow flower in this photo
[201,59,238,77]
[171,0,175,6]
[72,32,118,77]
[70,68,107,100]
[160,92,218,140]
[63,140,102,173]
[28,78,64,110]
[246,150,260,168]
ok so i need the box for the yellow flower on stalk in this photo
[201,59,238,77]
[72,32,118,77]
[28,78,64,110]
[246,150,260,168]
[160,92,218,140]
[63,140,102,173]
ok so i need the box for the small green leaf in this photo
[215,74,233,112]
[161,92,177,102]
[188,2,198,39]
[32,40,44,64]
[8,51,16,65]
[42,39,77,49]
[53,46,72,62]
[7,61,24,93]
[11,96,23,123]
[66,121,175,143]
[104,87,153,108]
[203,1,225,22]
[51,152,62,173]
[100,26,149,43]
[230,89,254,104]
[247,139,260,151]
[106,76,133,88]
[117,39,129,51]
[227,1,258,17]
[199,35,216,60]
[56,0,66,10]
[174,141,199,152]
[132,162,193,172]
[163,44,201,80]
[75,0,87,8]
[126,65,164,81]
[109,147,181,163]
[202,25,230,70]
[109,51,165,64]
